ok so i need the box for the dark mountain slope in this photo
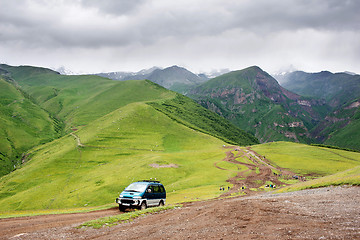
[275,70,360,150]
[279,71,360,108]
[188,66,329,143]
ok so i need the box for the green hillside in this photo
[0,102,236,211]
[252,142,360,177]
[0,76,59,176]
[0,64,259,212]
[322,101,360,150]
[0,64,175,131]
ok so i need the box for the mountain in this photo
[188,66,330,143]
[276,70,360,150]
[96,66,161,81]
[97,66,208,94]
[277,71,360,108]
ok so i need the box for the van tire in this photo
[159,201,164,207]
[119,205,126,212]
[140,201,147,210]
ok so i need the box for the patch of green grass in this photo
[252,141,360,176]
[80,205,179,229]
[276,165,360,193]
[0,203,116,219]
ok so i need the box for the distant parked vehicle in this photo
[116,180,166,211]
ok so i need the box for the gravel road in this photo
[2,186,359,240]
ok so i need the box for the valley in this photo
[0,63,359,239]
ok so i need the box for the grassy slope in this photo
[1,65,174,131]
[323,104,360,150]
[0,77,58,176]
[0,103,232,211]
[148,94,259,146]
[0,65,259,212]
[276,165,360,193]
[252,142,360,177]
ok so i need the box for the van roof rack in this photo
[138,179,160,183]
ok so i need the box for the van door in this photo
[145,185,156,206]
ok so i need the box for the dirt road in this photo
[1,186,359,239]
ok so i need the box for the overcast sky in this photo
[1,0,359,75]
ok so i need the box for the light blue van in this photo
[116,180,166,211]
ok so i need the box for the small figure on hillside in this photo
[228,186,230,190]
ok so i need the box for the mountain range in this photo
[98,65,360,150]
[0,64,256,178]
[96,65,209,94]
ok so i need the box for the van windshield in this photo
[124,182,148,193]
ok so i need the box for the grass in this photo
[0,103,232,212]
[251,141,360,177]
[148,94,259,146]
[0,77,58,177]
[0,203,115,219]
[0,64,260,213]
[79,205,180,229]
[276,165,360,193]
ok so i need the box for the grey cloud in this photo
[0,0,359,74]
[79,0,145,15]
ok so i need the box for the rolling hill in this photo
[0,64,258,211]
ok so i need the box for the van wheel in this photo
[119,205,126,212]
[140,201,147,210]
[159,201,164,207]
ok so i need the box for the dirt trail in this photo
[216,146,299,197]
[0,207,119,239]
[2,186,359,239]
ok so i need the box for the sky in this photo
[1,0,359,75]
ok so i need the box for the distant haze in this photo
[0,0,359,74]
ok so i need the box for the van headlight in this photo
[119,195,123,198]
[133,196,142,199]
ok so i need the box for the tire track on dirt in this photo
[218,146,300,197]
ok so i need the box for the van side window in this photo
[153,185,160,193]
[160,185,165,193]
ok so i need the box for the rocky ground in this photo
[2,186,359,240]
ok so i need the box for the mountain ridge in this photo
[188,66,329,144]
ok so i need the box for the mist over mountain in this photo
[97,65,208,94]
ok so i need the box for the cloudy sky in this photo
[1,0,359,75]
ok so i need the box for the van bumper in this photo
[116,197,141,207]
